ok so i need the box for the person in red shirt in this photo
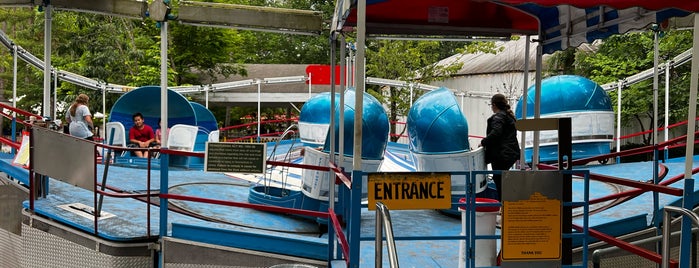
[129,112,156,158]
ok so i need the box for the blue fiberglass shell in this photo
[515,75,613,118]
[514,75,613,163]
[322,88,389,160]
[299,92,336,125]
[407,87,469,154]
[109,86,197,140]
[190,102,218,152]
[190,102,218,133]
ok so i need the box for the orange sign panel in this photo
[502,192,561,260]
[367,172,451,210]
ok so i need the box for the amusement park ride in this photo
[1,1,699,268]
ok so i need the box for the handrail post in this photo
[95,128,116,217]
[375,202,399,268]
[375,203,383,267]
[662,206,699,268]
[680,178,695,266]
[158,151,170,268]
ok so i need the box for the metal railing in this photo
[591,226,699,268]
[662,206,699,268]
[375,202,399,268]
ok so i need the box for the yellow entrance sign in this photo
[502,192,561,260]
[367,172,451,210]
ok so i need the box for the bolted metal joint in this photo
[148,0,171,22]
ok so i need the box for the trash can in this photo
[458,197,500,268]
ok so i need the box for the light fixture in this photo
[366,77,409,88]
[171,85,203,94]
[212,79,256,91]
[263,76,307,84]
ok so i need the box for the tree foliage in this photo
[0,0,333,122]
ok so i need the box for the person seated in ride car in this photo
[128,112,157,158]
[154,118,170,148]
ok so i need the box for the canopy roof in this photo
[333,0,697,53]
[495,1,699,10]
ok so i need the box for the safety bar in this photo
[266,124,299,161]
[375,202,399,268]
[662,206,699,268]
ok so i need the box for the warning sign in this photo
[204,142,266,174]
[367,172,451,210]
[502,192,561,260]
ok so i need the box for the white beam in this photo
[206,92,317,103]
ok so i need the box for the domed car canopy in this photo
[190,102,218,133]
[514,75,614,163]
[408,87,469,154]
[299,92,337,145]
[322,87,389,160]
[407,87,485,212]
[190,102,219,152]
[515,75,612,118]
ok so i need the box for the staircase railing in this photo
[263,124,299,195]
[375,201,399,268]
[662,205,699,268]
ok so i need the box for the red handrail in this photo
[616,117,699,140]
[329,207,350,266]
[0,102,42,121]
[219,118,298,132]
[574,225,678,268]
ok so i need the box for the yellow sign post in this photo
[367,172,451,210]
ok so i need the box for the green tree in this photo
[0,8,43,114]
[546,29,693,145]
[170,24,246,85]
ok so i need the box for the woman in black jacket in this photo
[480,93,520,201]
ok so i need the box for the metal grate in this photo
[0,227,23,268]
[592,246,685,268]
[166,264,267,268]
[162,237,325,268]
[21,224,151,268]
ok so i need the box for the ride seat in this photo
[167,124,199,152]
[104,122,127,157]
[208,130,220,142]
